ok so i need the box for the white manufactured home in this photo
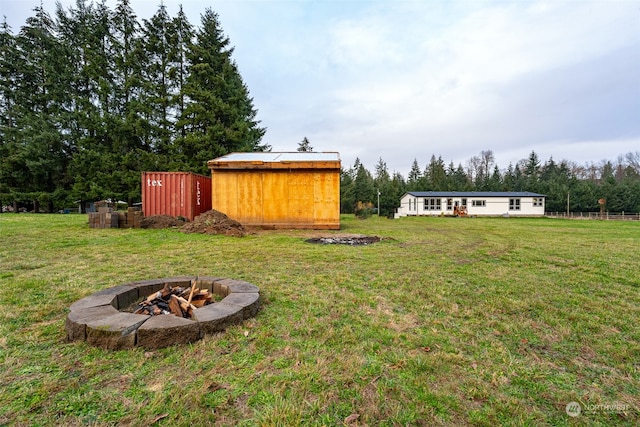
[394,191,546,218]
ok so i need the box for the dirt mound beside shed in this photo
[140,215,187,229]
[180,210,247,237]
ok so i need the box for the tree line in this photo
[341,150,640,217]
[2,2,638,217]
[0,0,267,212]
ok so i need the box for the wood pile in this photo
[133,280,215,318]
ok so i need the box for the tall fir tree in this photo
[170,5,193,141]
[523,150,541,191]
[353,162,375,209]
[177,8,266,174]
[0,20,19,200]
[11,6,70,210]
[141,4,176,155]
[58,0,110,204]
[407,159,422,191]
[425,155,446,189]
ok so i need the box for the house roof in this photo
[405,191,546,198]
[208,152,341,170]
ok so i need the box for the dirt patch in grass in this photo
[140,215,187,229]
[180,210,247,237]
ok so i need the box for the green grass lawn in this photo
[0,213,638,426]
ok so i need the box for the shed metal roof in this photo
[208,152,341,170]
[406,191,546,198]
[212,152,340,162]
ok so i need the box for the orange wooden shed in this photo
[207,152,341,229]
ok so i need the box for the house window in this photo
[509,198,521,210]
[446,198,453,210]
[461,198,467,207]
[472,200,486,207]
[423,198,441,210]
[533,197,543,207]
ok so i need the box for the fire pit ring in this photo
[66,276,260,350]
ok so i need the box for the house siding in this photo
[395,192,545,218]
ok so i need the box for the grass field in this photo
[0,213,638,426]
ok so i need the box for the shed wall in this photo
[211,169,340,229]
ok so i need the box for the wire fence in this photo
[545,212,640,221]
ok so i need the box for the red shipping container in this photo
[141,172,212,221]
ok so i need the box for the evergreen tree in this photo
[513,164,525,191]
[373,157,391,216]
[523,151,541,191]
[425,155,446,189]
[385,171,406,217]
[11,6,70,210]
[538,158,573,212]
[297,136,313,152]
[407,158,421,191]
[483,165,502,191]
[57,0,115,205]
[503,163,516,191]
[446,162,470,191]
[353,162,375,211]
[340,164,356,214]
[111,0,147,153]
[0,20,19,201]
[178,8,266,173]
[373,157,390,184]
[171,5,193,141]
[141,4,176,154]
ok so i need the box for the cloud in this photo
[293,0,640,173]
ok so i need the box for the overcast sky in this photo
[2,0,639,175]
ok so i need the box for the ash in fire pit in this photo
[306,236,381,245]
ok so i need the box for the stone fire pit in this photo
[66,276,260,350]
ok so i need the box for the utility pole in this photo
[377,190,381,217]
[566,191,570,217]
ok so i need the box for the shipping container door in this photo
[192,175,212,218]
